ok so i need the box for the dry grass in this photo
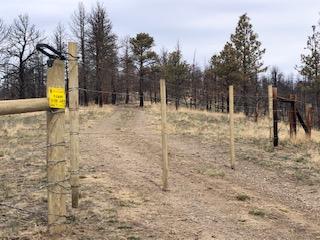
[148,104,320,183]
[149,104,320,144]
[0,105,114,239]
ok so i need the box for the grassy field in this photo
[147,104,320,184]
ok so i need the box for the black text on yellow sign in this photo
[48,87,66,109]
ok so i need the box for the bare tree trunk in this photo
[154,91,157,103]
[150,91,153,104]
[111,92,116,105]
[111,74,116,105]
[139,69,144,107]
[18,66,26,99]
[221,94,225,112]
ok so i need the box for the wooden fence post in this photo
[160,79,168,190]
[268,85,274,149]
[306,103,313,138]
[272,87,278,147]
[68,42,80,208]
[47,59,66,234]
[289,94,297,138]
[229,86,235,169]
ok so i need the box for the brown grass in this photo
[148,104,320,183]
[0,105,113,239]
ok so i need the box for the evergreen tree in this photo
[190,57,202,109]
[298,24,320,123]
[147,55,161,104]
[230,13,266,115]
[298,25,320,83]
[130,32,156,107]
[87,2,118,106]
[165,43,189,110]
[211,42,240,89]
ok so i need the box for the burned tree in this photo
[6,14,43,99]
[71,2,89,105]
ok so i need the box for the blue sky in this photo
[1,0,320,75]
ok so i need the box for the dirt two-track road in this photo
[65,106,320,240]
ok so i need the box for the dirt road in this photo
[67,106,320,240]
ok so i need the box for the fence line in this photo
[1,61,317,238]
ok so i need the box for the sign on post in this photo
[48,87,66,109]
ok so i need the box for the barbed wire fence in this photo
[74,81,314,149]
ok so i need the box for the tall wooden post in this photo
[293,95,297,136]
[68,42,80,208]
[306,103,313,138]
[272,87,278,147]
[268,85,274,149]
[229,86,235,169]
[160,79,168,190]
[289,94,297,138]
[47,59,66,234]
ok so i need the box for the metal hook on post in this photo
[36,43,66,67]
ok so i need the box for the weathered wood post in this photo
[272,87,278,147]
[293,95,297,137]
[306,103,313,138]
[289,94,297,138]
[160,79,168,190]
[268,85,274,149]
[47,59,67,234]
[68,42,80,208]
[229,85,235,169]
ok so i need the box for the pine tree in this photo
[165,43,189,110]
[87,2,118,106]
[230,13,266,115]
[130,33,156,107]
[211,42,240,88]
[298,24,320,124]
[298,25,320,89]
[190,57,202,110]
[147,55,161,104]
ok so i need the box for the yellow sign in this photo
[48,87,66,109]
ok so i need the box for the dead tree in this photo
[6,14,43,99]
[71,2,89,105]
